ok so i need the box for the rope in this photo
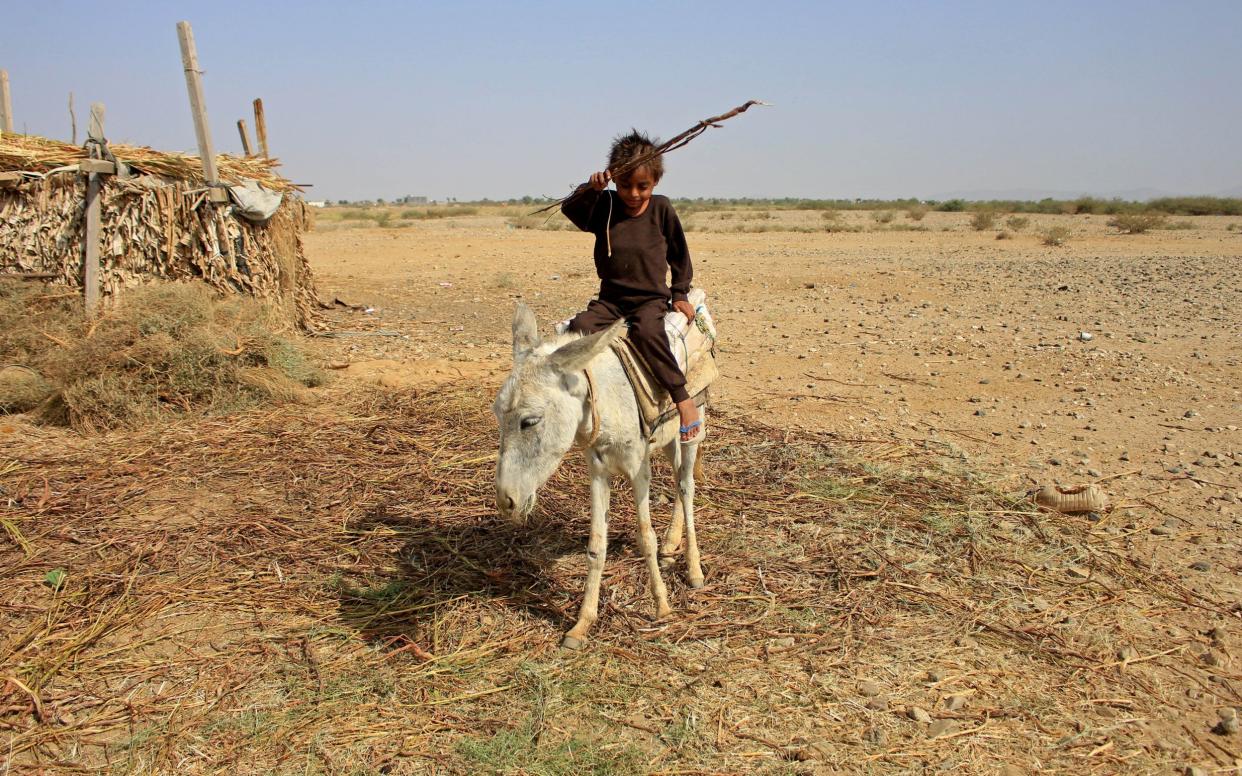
[583,367,601,447]
[605,190,613,258]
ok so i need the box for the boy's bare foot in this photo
[676,398,701,443]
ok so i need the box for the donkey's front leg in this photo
[563,457,610,650]
[633,459,673,619]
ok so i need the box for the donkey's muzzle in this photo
[495,487,533,524]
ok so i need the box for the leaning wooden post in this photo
[0,69,13,136]
[253,98,269,158]
[176,20,236,267]
[237,118,254,156]
[176,21,226,204]
[82,103,107,315]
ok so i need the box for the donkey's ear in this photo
[512,302,539,358]
[549,319,625,373]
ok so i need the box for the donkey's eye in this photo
[520,416,542,430]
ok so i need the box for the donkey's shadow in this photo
[335,500,643,643]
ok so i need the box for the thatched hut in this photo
[0,134,321,329]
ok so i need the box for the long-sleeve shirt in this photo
[561,188,692,306]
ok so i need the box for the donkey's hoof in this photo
[687,574,705,589]
[560,635,584,650]
[659,555,676,571]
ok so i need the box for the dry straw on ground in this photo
[0,383,1231,773]
[0,280,323,432]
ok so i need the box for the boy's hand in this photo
[588,171,610,191]
[673,299,695,324]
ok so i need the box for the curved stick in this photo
[532,99,769,215]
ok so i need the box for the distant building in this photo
[307,201,327,208]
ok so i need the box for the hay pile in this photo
[0,385,1229,772]
[0,279,323,431]
[0,134,321,330]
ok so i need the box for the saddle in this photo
[610,288,719,439]
[610,338,717,440]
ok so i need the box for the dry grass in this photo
[0,281,323,431]
[1,134,300,192]
[0,383,1228,773]
[969,211,997,231]
[1107,213,1169,234]
[1040,226,1072,246]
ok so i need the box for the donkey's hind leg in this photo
[659,440,685,569]
[678,436,704,588]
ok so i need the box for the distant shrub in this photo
[1107,212,1167,234]
[872,210,895,224]
[970,211,997,231]
[1005,216,1030,232]
[937,199,967,212]
[1164,220,1195,230]
[820,209,842,222]
[508,215,566,231]
[886,224,930,232]
[401,207,481,220]
[1040,226,1071,246]
[906,204,929,221]
[822,222,863,233]
[753,210,773,220]
[995,231,1012,240]
[1147,196,1242,216]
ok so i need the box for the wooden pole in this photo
[69,92,77,144]
[176,21,226,203]
[253,98,269,158]
[237,118,254,156]
[0,70,13,136]
[83,103,105,315]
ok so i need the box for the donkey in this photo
[493,302,705,649]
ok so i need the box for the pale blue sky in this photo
[5,1,1240,201]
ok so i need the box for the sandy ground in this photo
[303,208,1242,763]
[306,209,1239,530]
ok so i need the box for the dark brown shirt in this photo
[562,188,692,305]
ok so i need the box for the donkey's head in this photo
[493,303,624,524]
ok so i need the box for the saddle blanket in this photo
[557,288,719,438]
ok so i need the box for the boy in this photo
[562,131,701,443]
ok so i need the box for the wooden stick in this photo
[176,21,226,203]
[533,99,768,215]
[253,98,269,158]
[83,103,105,316]
[0,69,13,135]
[69,92,77,145]
[237,119,254,156]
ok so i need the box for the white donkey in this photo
[494,302,705,649]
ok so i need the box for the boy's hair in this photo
[608,130,663,182]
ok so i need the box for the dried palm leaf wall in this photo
[0,135,321,330]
